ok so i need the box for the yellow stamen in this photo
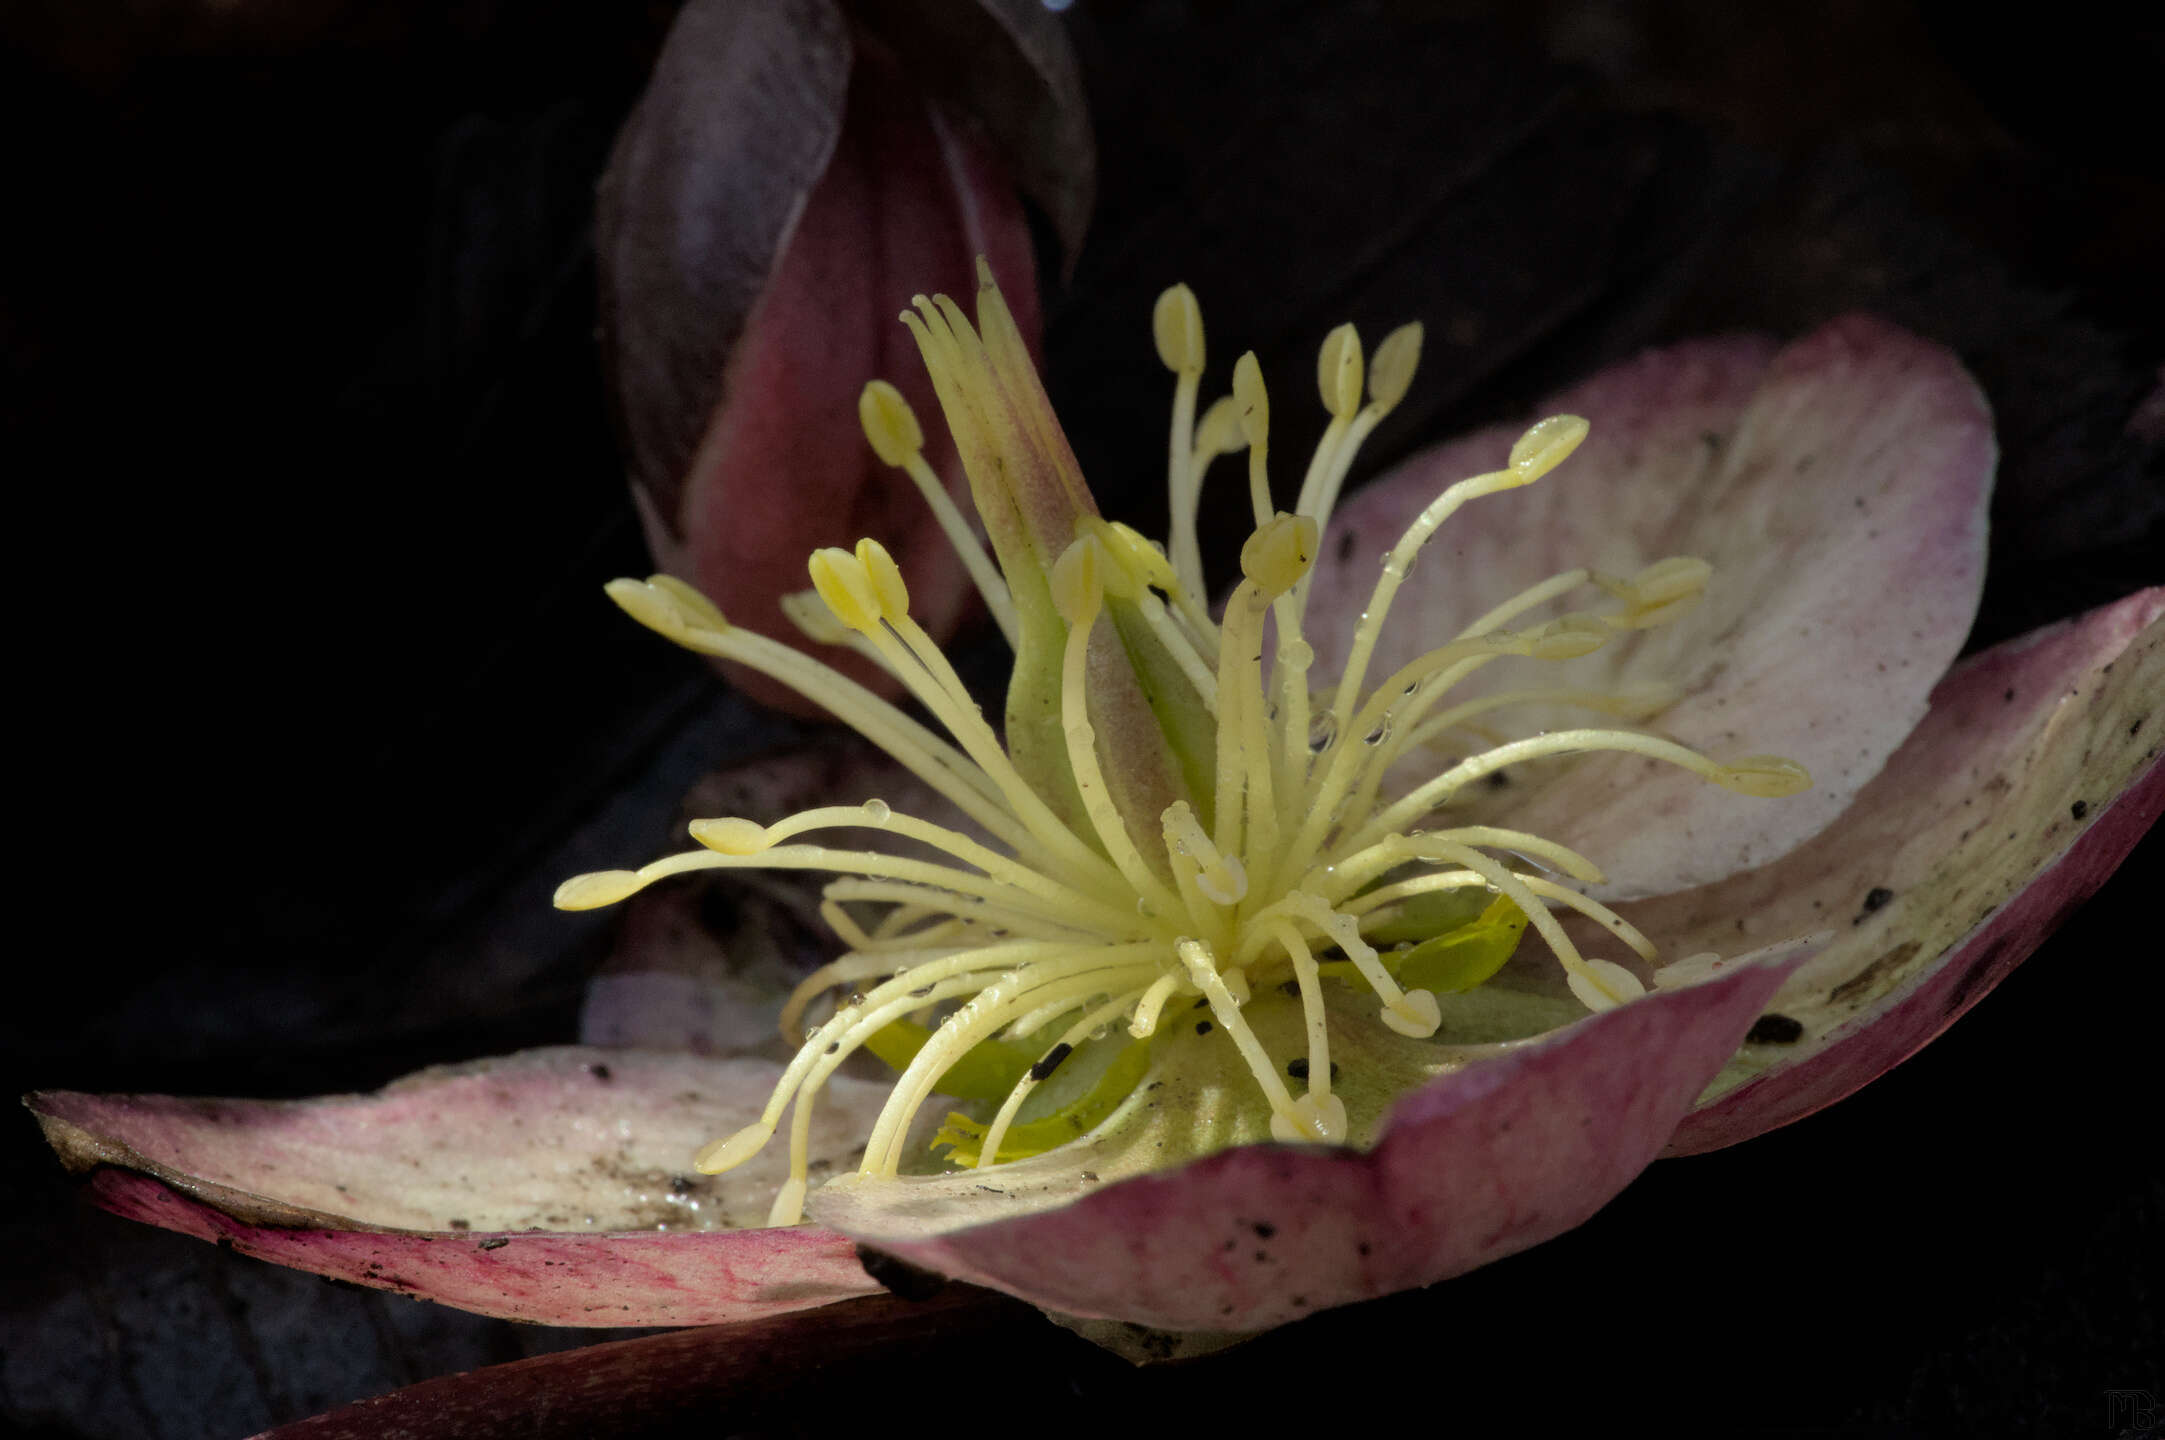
[563,261,1812,1213]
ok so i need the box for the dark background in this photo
[4,2,2160,1435]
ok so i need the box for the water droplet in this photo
[1308,715,1339,754]
[862,798,891,823]
[1136,897,1156,918]
[1505,848,1558,877]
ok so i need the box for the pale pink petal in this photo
[1308,318,1992,896]
[816,941,1811,1332]
[1659,587,2164,1152]
[29,1048,884,1325]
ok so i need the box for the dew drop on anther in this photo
[1309,715,1339,754]
[863,798,892,824]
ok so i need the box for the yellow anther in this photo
[1317,322,1364,421]
[1595,556,1714,629]
[1094,520,1175,596]
[1627,556,1713,606]
[854,537,911,621]
[554,869,647,911]
[690,817,772,856]
[780,588,852,646]
[1153,283,1205,374]
[807,547,883,634]
[604,579,693,641]
[857,379,924,468]
[1508,414,1589,479]
[1194,395,1247,459]
[1651,951,1728,991]
[693,1121,776,1175]
[1049,534,1104,625]
[1524,612,1611,660]
[1379,988,1441,1038]
[646,574,728,632]
[1716,755,1814,798]
[1239,513,1319,596]
[1566,958,1646,1013]
[1232,351,1270,447]
[1195,854,1248,906]
[1367,321,1424,414]
[1609,680,1683,719]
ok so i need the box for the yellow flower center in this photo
[557,262,1809,1225]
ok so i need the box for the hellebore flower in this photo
[31,271,2161,1363]
[599,0,1091,708]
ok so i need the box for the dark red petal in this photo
[249,1289,1020,1440]
[666,41,1042,709]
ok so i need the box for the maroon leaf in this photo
[250,1288,1021,1439]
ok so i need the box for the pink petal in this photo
[669,45,1041,707]
[29,1048,883,1325]
[1307,318,1993,896]
[601,3,1047,713]
[817,941,1811,1332]
[1661,587,2164,1152]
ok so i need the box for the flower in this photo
[558,262,1821,1223]
[32,263,2162,1357]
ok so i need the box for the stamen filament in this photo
[1271,920,1333,1101]
[1349,727,1810,855]
[1176,938,1300,1124]
[1126,971,1192,1038]
[720,804,1143,930]
[974,987,1150,1168]
[870,959,1165,1174]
